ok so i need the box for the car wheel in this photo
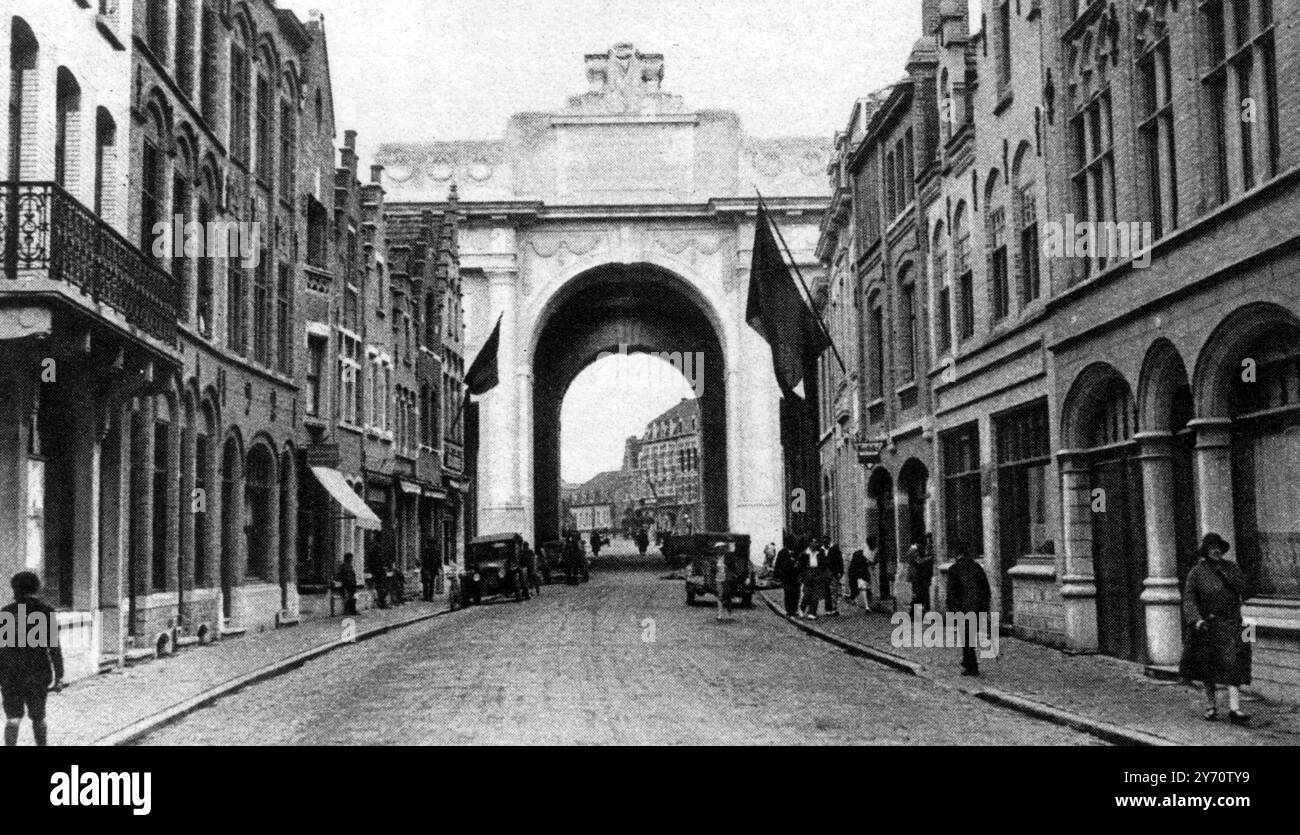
[686,586,696,606]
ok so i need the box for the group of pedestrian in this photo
[772,536,844,621]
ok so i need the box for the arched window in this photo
[172,139,194,321]
[196,165,216,337]
[255,55,273,182]
[145,0,170,62]
[9,19,39,182]
[898,264,918,383]
[940,68,952,144]
[953,202,974,340]
[55,69,81,193]
[229,24,251,161]
[94,108,117,219]
[279,94,295,197]
[140,109,167,258]
[244,445,274,581]
[176,0,198,97]
[985,169,1009,322]
[200,2,219,124]
[1013,143,1041,305]
[932,221,951,355]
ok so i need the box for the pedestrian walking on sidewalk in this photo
[389,561,406,606]
[1181,533,1253,725]
[799,537,829,620]
[420,555,437,602]
[775,540,801,617]
[848,543,873,609]
[367,552,389,609]
[945,542,990,677]
[824,541,844,616]
[337,553,359,615]
[908,536,935,613]
[1,572,63,747]
[522,541,541,598]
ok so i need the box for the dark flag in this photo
[465,315,502,396]
[746,205,829,398]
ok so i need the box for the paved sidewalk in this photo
[42,599,451,746]
[761,590,1300,746]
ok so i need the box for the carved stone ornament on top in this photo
[1065,3,1121,106]
[566,43,685,115]
[1133,0,1177,50]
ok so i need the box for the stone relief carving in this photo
[527,234,603,260]
[566,42,684,115]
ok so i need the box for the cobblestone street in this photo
[135,548,1097,745]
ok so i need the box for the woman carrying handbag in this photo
[1180,533,1253,725]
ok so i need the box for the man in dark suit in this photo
[774,541,801,617]
[946,542,991,676]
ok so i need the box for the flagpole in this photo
[756,190,848,375]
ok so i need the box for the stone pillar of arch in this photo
[480,269,526,534]
[1188,418,1235,542]
[1057,451,1099,652]
[1134,430,1183,666]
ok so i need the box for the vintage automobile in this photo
[682,533,755,609]
[461,533,529,605]
[659,533,695,569]
[539,540,568,584]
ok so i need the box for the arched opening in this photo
[531,263,727,551]
[8,18,39,183]
[1137,339,1197,585]
[220,435,243,618]
[55,68,81,193]
[866,466,895,602]
[244,443,276,583]
[1064,364,1147,662]
[1195,304,1300,598]
[95,107,117,220]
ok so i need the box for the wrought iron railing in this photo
[1,181,179,346]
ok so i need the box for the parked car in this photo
[540,540,568,584]
[461,533,529,605]
[682,533,755,608]
[660,534,694,569]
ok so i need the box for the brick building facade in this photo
[818,0,1300,700]
[1,0,468,678]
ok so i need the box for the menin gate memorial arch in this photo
[379,43,830,549]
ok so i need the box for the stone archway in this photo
[530,263,729,546]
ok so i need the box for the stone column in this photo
[480,270,525,534]
[164,400,181,598]
[1057,451,1098,651]
[264,463,281,589]
[281,452,298,593]
[730,322,785,557]
[130,398,155,610]
[0,352,25,581]
[1189,418,1235,540]
[1135,431,1183,666]
[178,419,195,627]
[892,484,913,609]
[70,372,100,613]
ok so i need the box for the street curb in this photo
[973,690,1179,747]
[758,591,922,675]
[758,590,1181,747]
[92,606,454,746]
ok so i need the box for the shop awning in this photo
[310,467,382,531]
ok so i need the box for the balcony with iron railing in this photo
[1,182,179,348]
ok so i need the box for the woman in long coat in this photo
[1181,533,1253,724]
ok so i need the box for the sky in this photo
[279,0,931,162]
[276,0,943,484]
